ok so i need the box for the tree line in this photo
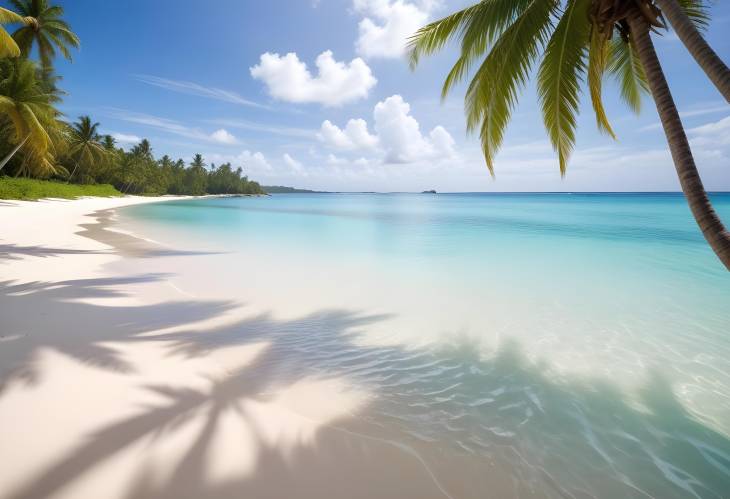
[0,1,264,196]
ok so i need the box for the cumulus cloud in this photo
[283,153,304,172]
[354,0,437,59]
[250,50,377,106]
[319,119,379,150]
[318,94,455,164]
[209,128,238,145]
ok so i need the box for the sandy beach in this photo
[0,196,453,499]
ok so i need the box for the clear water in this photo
[119,193,730,498]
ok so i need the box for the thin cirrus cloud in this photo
[207,118,317,139]
[250,50,377,106]
[110,109,239,145]
[134,74,268,109]
[318,94,455,164]
[638,102,729,132]
[353,0,436,59]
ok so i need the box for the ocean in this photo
[117,192,730,498]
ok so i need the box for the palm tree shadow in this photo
[5,309,730,499]
[0,243,107,260]
[0,275,237,392]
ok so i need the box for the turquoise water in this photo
[120,193,730,498]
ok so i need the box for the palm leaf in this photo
[676,0,709,30]
[0,25,21,58]
[439,0,534,98]
[466,0,557,174]
[607,37,648,113]
[587,26,615,138]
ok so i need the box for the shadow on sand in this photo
[1,275,729,499]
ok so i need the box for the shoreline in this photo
[0,195,451,499]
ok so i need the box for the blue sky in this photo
[14,0,730,191]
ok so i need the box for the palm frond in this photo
[607,37,648,113]
[440,0,534,98]
[0,24,21,58]
[0,6,24,24]
[466,0,557,174]
[676,0,709,30]
[538,0,593,175]
[587,26,615,138]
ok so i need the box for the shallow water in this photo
[119,193,730,498]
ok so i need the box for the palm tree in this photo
[0,6,34,58]
[101,134,116,151]
[66,115,105,182]
[409,0,730,270]
[653,0,730,102]
[0,58,56,172]
[10,0,79,69]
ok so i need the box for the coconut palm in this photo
[653,0,730,102]
[409,0,730,270]
[10,0,79,69]
[0,58,56,172]
[0,6,33,58]
[65,115,106,182]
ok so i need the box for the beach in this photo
[0,196,455,499]
[1,194,729,499]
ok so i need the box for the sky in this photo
[14,0,730,192]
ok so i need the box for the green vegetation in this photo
[0,0,265,199]
[409,0,730,269]
[0,177,120,200]
[263,185,322,194]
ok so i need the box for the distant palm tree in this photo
[409,0,730,269]
[131,138,153,161]
[66,115,105,182]
[101,134,116,151]
[0,58,56,171]
[10,0,79,69]
[0,6,33,58]
[190,153,206,170]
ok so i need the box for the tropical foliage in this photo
[0,0,265,197]
[9,0,79,68]
[409,0,730,269]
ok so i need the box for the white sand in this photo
[0,196,451,499]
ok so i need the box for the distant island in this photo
[422,190,437,194]
[263,186,325,194]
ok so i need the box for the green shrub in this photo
[0,177,122,200]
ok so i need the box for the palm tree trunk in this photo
[628,10,730,270]
[68,162,80,183]
[0,134,30,172]
[653,0,730,103]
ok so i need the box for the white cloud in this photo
[283,153,304,172]
[319,119,378,150]
[374,94,455,163]
[111,110,240,145]
[688,115,730,149]
[319,95,455,164]
[250,50,377,106]
[206,150,272,172]
[208,119,316,139]
[354,0,436,59]
[209,128,238,145]
[134,74,265,108]
[111,132,141,144]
